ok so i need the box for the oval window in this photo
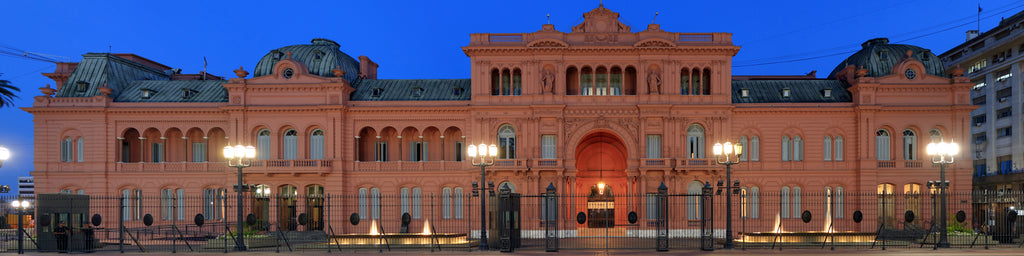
[283,68,294,79]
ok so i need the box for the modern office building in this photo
[940,11,1024,193]
[26,5,974,234]
[16,176,33,201]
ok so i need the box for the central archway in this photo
[575,131,628,229]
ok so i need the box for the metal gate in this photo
[510,182,712,251]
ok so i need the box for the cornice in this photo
[463,46,741,56]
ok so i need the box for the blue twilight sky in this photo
[0,0,1020,190]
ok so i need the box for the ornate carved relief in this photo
[527,39,569,48]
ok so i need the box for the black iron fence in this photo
[0,189,1022,253]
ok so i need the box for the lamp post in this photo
[468,143,497,250]
[713,141,742,249]
[11,199,29,254]
[926,141,957,248]
[223,145,256,251]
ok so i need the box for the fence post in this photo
[544,183,558,252]
[119,196,125,253]
[657,182,668,251]
[701,181,714,251]
[498,185,512,252]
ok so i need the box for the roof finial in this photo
[906,50,913,58]
[546,13,550,24]
[652,11,658,23]
[599,0,603,7]
[285,51,292,59]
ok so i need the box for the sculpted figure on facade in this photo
[542,68,556,94]
[647,69,661,95]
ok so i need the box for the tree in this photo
[0,75,20,108]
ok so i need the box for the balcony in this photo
[352,161,468,172]
[640,158,673,170]
[676,158,715,169]
[532,159,563,169]
[876,160,930,169]
[115,162,229,172]
[491,159,527,170]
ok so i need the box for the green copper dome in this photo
[828,38,944,79]
[253,38,359,82]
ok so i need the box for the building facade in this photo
[940,11,1024,193]
[27,6,974,234]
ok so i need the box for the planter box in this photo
[920,235,998,245]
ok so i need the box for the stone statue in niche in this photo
[647,70,661,95]
[541,69,556,94]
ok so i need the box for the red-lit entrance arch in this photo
[574,131,628,228]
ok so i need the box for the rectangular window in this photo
[401,188,410,215]
[782,137,790,161]
[121,140,131,162]
[375,142,388,161]
[409,142,426,161]
[541,135,557,159]
[646,194,660,220]
[835,136,844,161]
[454,142,463,161]
[974,133,987,145]
[973,115,987,125]
[192,142,207,162]
[412,187,421,219]
[61,139,71,162]
[997,107,1012,119]
[204,189,215,220]
[998,127,1012,138]
[257,134,271,160]
[998,155,1012,174]
[646,135,662,158]
[310,134,325,160]
[152,143,164,163]
[161,189,173,220]
[972,95,986,105]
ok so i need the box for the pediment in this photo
[633,38,677,48]
[527,38,569,48]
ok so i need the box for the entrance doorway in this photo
[574,131,628,230]
[587,183,615,228]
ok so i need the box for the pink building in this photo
[26,6,974,235]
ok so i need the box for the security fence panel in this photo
[1,190,1023,253]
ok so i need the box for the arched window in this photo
[498,181,517,193]
[687,181,703,220]
[903,183,922,226]
[702,67,711,95]
[310,129,325,159]
[780,186,791,218]
[358,188,368,219]
[929,129,942,143]
[835,136,844,161]
[793,136,803,161]
[401,187,410,216]
[751,136,760,161]
[792,186,802,218]
[61,137,73,162]
[903,130,917,160]
[257,129,271,160]
[498,125,516,159]
[739,136,748,161]
[581,66,594,95]
[751,186,760,218]
[680,68,690,95]
[77,137,84,162]
[824,136,832,161]
[835,186,844,218]
[876,130,891,160]
[691,68,702,95]
[877,183,896,228]
[454,187,464,219]
[687,125,705,158]
[491,68,522,96]
[370,187,380,220]
[306,185,324,230]
[442,187,452,219]
[283,129,298,159]
[412,187,422,219]
[782,136,791,161]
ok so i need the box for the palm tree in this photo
[0,76,20,108]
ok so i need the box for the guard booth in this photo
[36,193,91,252]
[495,185,521,252]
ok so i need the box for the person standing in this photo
[54,221,69,253]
